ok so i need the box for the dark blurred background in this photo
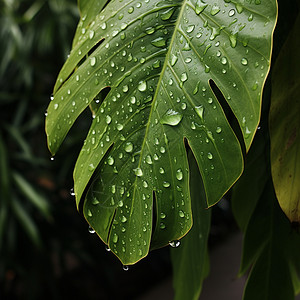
[0,1,237,299]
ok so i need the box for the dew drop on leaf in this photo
[160,109,183,126]
[229,34,237,48]
[145,155,153,164]
[112,233,118,243]
[179,210,185,218]
[161,7,176,20]
[146,27,155,34]
[138,80,147,92]
[107,156,114,165]
[207,152,213,160]
[163,181,170,188]
[90,57,96,66]
[134,167,143,177]
[210,5,220,15]
[170,53,178,66]
[176,169,183,180]
[241,57,248,65]
[195,0,208,14]
[195,105,204,120]
[151,37,166,48]
[125,142,133,153]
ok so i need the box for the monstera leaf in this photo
[46,0,277,264]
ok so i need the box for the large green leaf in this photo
[241,180,296,300]
[46,0,277,264]
[269,12,300,222]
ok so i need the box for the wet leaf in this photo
[46,0,277,264]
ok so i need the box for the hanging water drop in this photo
[107,156,114,165]
[169,240,180,248]
[70,188,75,196]
[88,226,95,234]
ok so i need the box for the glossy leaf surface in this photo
[46,0,277,264]
[269,13,300,222]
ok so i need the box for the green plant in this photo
[45,0,300,299]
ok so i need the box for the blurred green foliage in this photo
[0,2,176,299]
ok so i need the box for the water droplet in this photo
[163,181,170,188]
[108,156,114,165]
[169,240,180,248]
[87,209,92,217]
[161,7,176,20]
[145,155,153,164]
[241,58,248,65]
[181,102,187,110]
[151,37,166,48]
[181,72,188,82]
[205,64,210,73]
[210,5,220,15]
[229,9,235,17]
[160,109,183,126]
[187,25,195,33]
[195,105,204,120]
[117,123,124,131]
[50,156,55,161]
[134,167,143,177]
[54,103,59,110]
[70,188,75,196]
[88,226,95,234]
[89,30,95,39]
[146,27,155,34]
[128,6,134,13]
[170,54,178,66]
[248,14,253,21]
[159,167,165,174]
[216,126,222,133]
[221,57,227,65]
[125,142,133,153]
[101,22,107,30]
[229,34,237,48]
[160,222,166,229]
[123,85,129,93]
[160,147,166,153]
[112,233,118,243]
[179,210,185,218]
[121,216,127,223]
[176,169,183,180]
[160,212,166,219]
[235,3,243,13]
[122,265,129,271]
[207,152,213,160]
[88,163,95,171]
[138,81,147,92]
[195,0,208,14]
[90,57,96,66]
